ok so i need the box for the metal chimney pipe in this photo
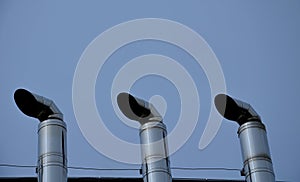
[14,88,67,182]
[117,93,172,182]
[215,94,275,182]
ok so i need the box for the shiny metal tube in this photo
[238,121,275,182]
[117,92,172,182]
[37,119,67,182]
[140,121,172,182]
[214,94,275,182]
[14,88,63,122]
[14,88,67,182]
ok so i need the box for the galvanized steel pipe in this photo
[14,89,67,182]
[140,121,172,182]
[37,119,67,182]
[238,121,275,182]
[117,93,172,182]
[215,94,275,182]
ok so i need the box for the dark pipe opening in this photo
[214,94,260,125]
[117,92,151,121]
[14,89,54,122]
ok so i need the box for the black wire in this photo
[0,164,36,168]
[172,167,241,171]
[0,164,290,182]
[0,163,240,172]
[68,166,139,171]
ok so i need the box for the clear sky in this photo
[0,1,299,181]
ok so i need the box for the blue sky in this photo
[0,1,299,181]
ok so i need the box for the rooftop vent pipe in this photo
[215,94,275,182]
[14,88,67,182]
[117,93,172,182]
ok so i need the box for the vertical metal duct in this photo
[117,93,172,182]
[215,94,275,182]
[14,88,67,182]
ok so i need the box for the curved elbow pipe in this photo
[117,92,162,124]
[117,92,171,182]
[14,88,63,122]
[214,94,260,125]
[215,94,275,182]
